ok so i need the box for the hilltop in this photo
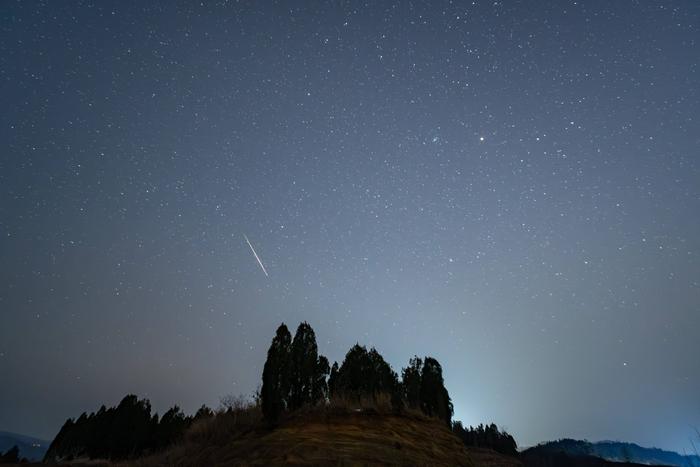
[129,409,496,466]
[37,322,685,467]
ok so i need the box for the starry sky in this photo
[1,0,699,454]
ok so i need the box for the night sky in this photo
[1,0,699,454]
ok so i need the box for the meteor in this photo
[243,234,269,277]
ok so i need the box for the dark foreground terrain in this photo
[127,410,487,466]
[1,414,677,467]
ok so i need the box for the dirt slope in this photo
[133,411,521,466]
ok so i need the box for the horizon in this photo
[2,323,697,456]
[1,0,698,457]
[2,349,699,459]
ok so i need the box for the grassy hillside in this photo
[127,406,520,466]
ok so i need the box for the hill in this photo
[522,439,699,467]
[129,409,520,467]
[37,323,687,466]
[521,450,675,467]
[0,431,49,462]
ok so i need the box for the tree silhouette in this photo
[261,323,292,423]
[452,422,517,456]
[401,356,422,410]
[419,357,453,426]
[0,445,20,463]
[288,322,322,410]
[153,406,189,450]
[194,405,214,420]
[44,394,195,462]
[45,321,500,461]
[45,418,75,460]
[262,322,330,421]
[400,356,453,426]
[106,395,153,458]
[332,344,399,405]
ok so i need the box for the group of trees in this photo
[328,344,400,404]
[452,422,518,456]
[43,321,517,462]
[402,356,454,426]
[261,322,453,427]
[44,395,213,462]
[261,322,517,455]
[261,322,331,423]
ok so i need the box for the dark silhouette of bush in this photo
[185,398,262,447]
[194,404,214,420]
[452,421,517,456]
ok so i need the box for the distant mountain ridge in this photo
[523,438,700,467]
[0,430,50,462]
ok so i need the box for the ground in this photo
[129,410,521,466]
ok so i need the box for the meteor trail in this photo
[243,234,269,277]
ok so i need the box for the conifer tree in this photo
[261,323,292,423]
[288,322,319,409]
[401,356,422,409]
[334,344,399,402]
[328,361,339,397]
[419,357,453,426]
